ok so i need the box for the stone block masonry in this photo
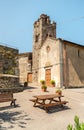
[0,74,19,88]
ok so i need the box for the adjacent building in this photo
[18,52,32,84]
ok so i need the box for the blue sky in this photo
[0,0,84,53]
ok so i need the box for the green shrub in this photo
[67,115,84,130]
[40,80,45,85]
[41,85,47,92]
[50,80,55,84]
[41,85,47,89]
[56,89,62,95]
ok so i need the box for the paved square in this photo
[0,85,84,130]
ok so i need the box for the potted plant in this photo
[56,89,62,95]
[40,80,45,85]
[50,80,55,87]
[41,85,47,92]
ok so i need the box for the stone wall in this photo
[63,41,84,87]
[18,52,32,84]
[0,74,19,88]
[0,45,20,90]
[32,14,56,84]
[0,45,19,75]
[39,38,61,87]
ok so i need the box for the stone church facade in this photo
[19,14,84,88]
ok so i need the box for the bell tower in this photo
[32,14,56,84]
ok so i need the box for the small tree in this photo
[67,115,84,130]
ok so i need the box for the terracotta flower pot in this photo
[56,92,62,96]
[42,88,47,92]
[56,90,62,96]
[51,84,55,87]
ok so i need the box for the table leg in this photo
[33,98,38,107]
[33,99,46,107]
[58,97,63,107]
[49,98,53,103]
[58,97,61,101]
[42,99,46,104]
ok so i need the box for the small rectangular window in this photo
[35,35,39,42]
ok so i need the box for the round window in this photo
[46,46,50,53]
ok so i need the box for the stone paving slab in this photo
[0,85,84,130]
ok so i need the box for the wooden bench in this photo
[0,93,16,107]
[42,101,68,112]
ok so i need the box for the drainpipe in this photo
[63,43,67,88]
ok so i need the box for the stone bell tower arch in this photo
[32,14,56,84]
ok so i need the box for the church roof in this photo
[58,38,84,48]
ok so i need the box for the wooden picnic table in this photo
[30,94,68,112]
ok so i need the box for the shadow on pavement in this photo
[23,86,38,90]
[0,110,32,130]
[0,104,20,111]
[38,105,71,114]
[48,105,71,114]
